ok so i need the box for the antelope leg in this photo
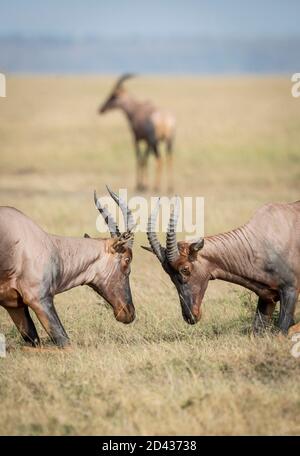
[252,297,276,335]
[135,140,143,191]
[140,146,150,190]
[166,138,174,193]
[153,143,162,191]
[6,305,40,347]
[31,297,70,348]
[278,287,298,334]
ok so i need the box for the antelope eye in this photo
[180,266,190,276]
[124,257,131,264]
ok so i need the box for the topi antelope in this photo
[99,74,176,192]
[143,198,300,335]
[0,187,136,348]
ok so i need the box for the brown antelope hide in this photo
[0,187,136,348]
[99,74,176,192]
[143,198,300,335]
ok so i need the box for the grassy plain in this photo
[0,76,300,435]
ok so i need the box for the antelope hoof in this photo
[252,312,272,336]
[252,324,269,336]
[275,332,287,342]
[288,324,300,337]
[22,346,69,353]
[23,343,72,352]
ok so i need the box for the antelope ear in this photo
[84,233,91,238]
[189,238,204,260]
[141,245,154,254]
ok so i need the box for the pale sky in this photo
[0,0,299,39]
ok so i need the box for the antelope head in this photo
[143,199,208,325]
[88,187,136,324]
[99,74,135,114]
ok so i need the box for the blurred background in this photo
[1,0,300,74]
[0,0,300,437]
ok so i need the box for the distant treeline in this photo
[0,35,299,74]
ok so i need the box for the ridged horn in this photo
[94,190,120,238]
[166,197,180,264]
[106,186,135,233]
[106,186,135,250]
[146,198,165,263]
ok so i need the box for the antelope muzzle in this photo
[113,277,135,324]
[173,279,202,325]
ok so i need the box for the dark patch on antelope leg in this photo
[33,297,70,348]
[6,306,40,347]
[253,297,276,335]
[34,254,68,347]
[135,140,144,191]
[141,145,150,190]
[263,243,296,287]
[278,287,298,334]
[40,254,61,299]
[166,139,174,193]
[153,143,162,191]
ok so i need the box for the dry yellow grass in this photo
[0,76,300,435]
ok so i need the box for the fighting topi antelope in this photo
[143,198,300,335]
[99,74,176,192]
[0,187,136,348]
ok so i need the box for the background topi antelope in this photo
[99,74,176,192]
[0,187,136,348]
[143,198,300,335]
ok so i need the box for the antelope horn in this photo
[106,186,135,233]
[114,73,135,90]
[146,198,165,263]
[115,231,134,249]
[166,197,180,264]
[120,230,134,250]
[94,190,121,238]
